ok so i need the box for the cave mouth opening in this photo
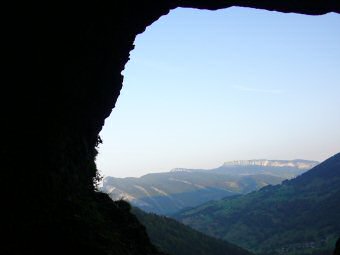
[96,7,340,179]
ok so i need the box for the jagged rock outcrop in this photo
[3,1,339,254]
[222,159,318,169]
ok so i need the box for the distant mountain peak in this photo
[170,168,194,173]
[103,158,321,215]
[222,159,319,170]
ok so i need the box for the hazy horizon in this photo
[102,158,323,179]
[96,7,340,178]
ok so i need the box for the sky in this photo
[96,7,340,178]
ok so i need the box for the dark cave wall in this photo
[4,1,339,254]
[8,0,339,197]
[8,2,173,195]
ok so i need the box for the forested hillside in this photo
[174,154,340,255]
[132,207,253,255]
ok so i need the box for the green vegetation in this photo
[132,207,253,255]
[174,153,340,255]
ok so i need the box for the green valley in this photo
[174,154,340,255]
[132,207,253,255]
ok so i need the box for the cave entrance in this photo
[97,7,340,179]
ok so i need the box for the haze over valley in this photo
[102,159,318,215]
[103,154,340,255]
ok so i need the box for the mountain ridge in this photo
[102,159,317,215]
[174,153,340,255]
[222,159,318,169]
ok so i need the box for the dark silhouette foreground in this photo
[3,1,339,254]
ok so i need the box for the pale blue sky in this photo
[97,7,340,178]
